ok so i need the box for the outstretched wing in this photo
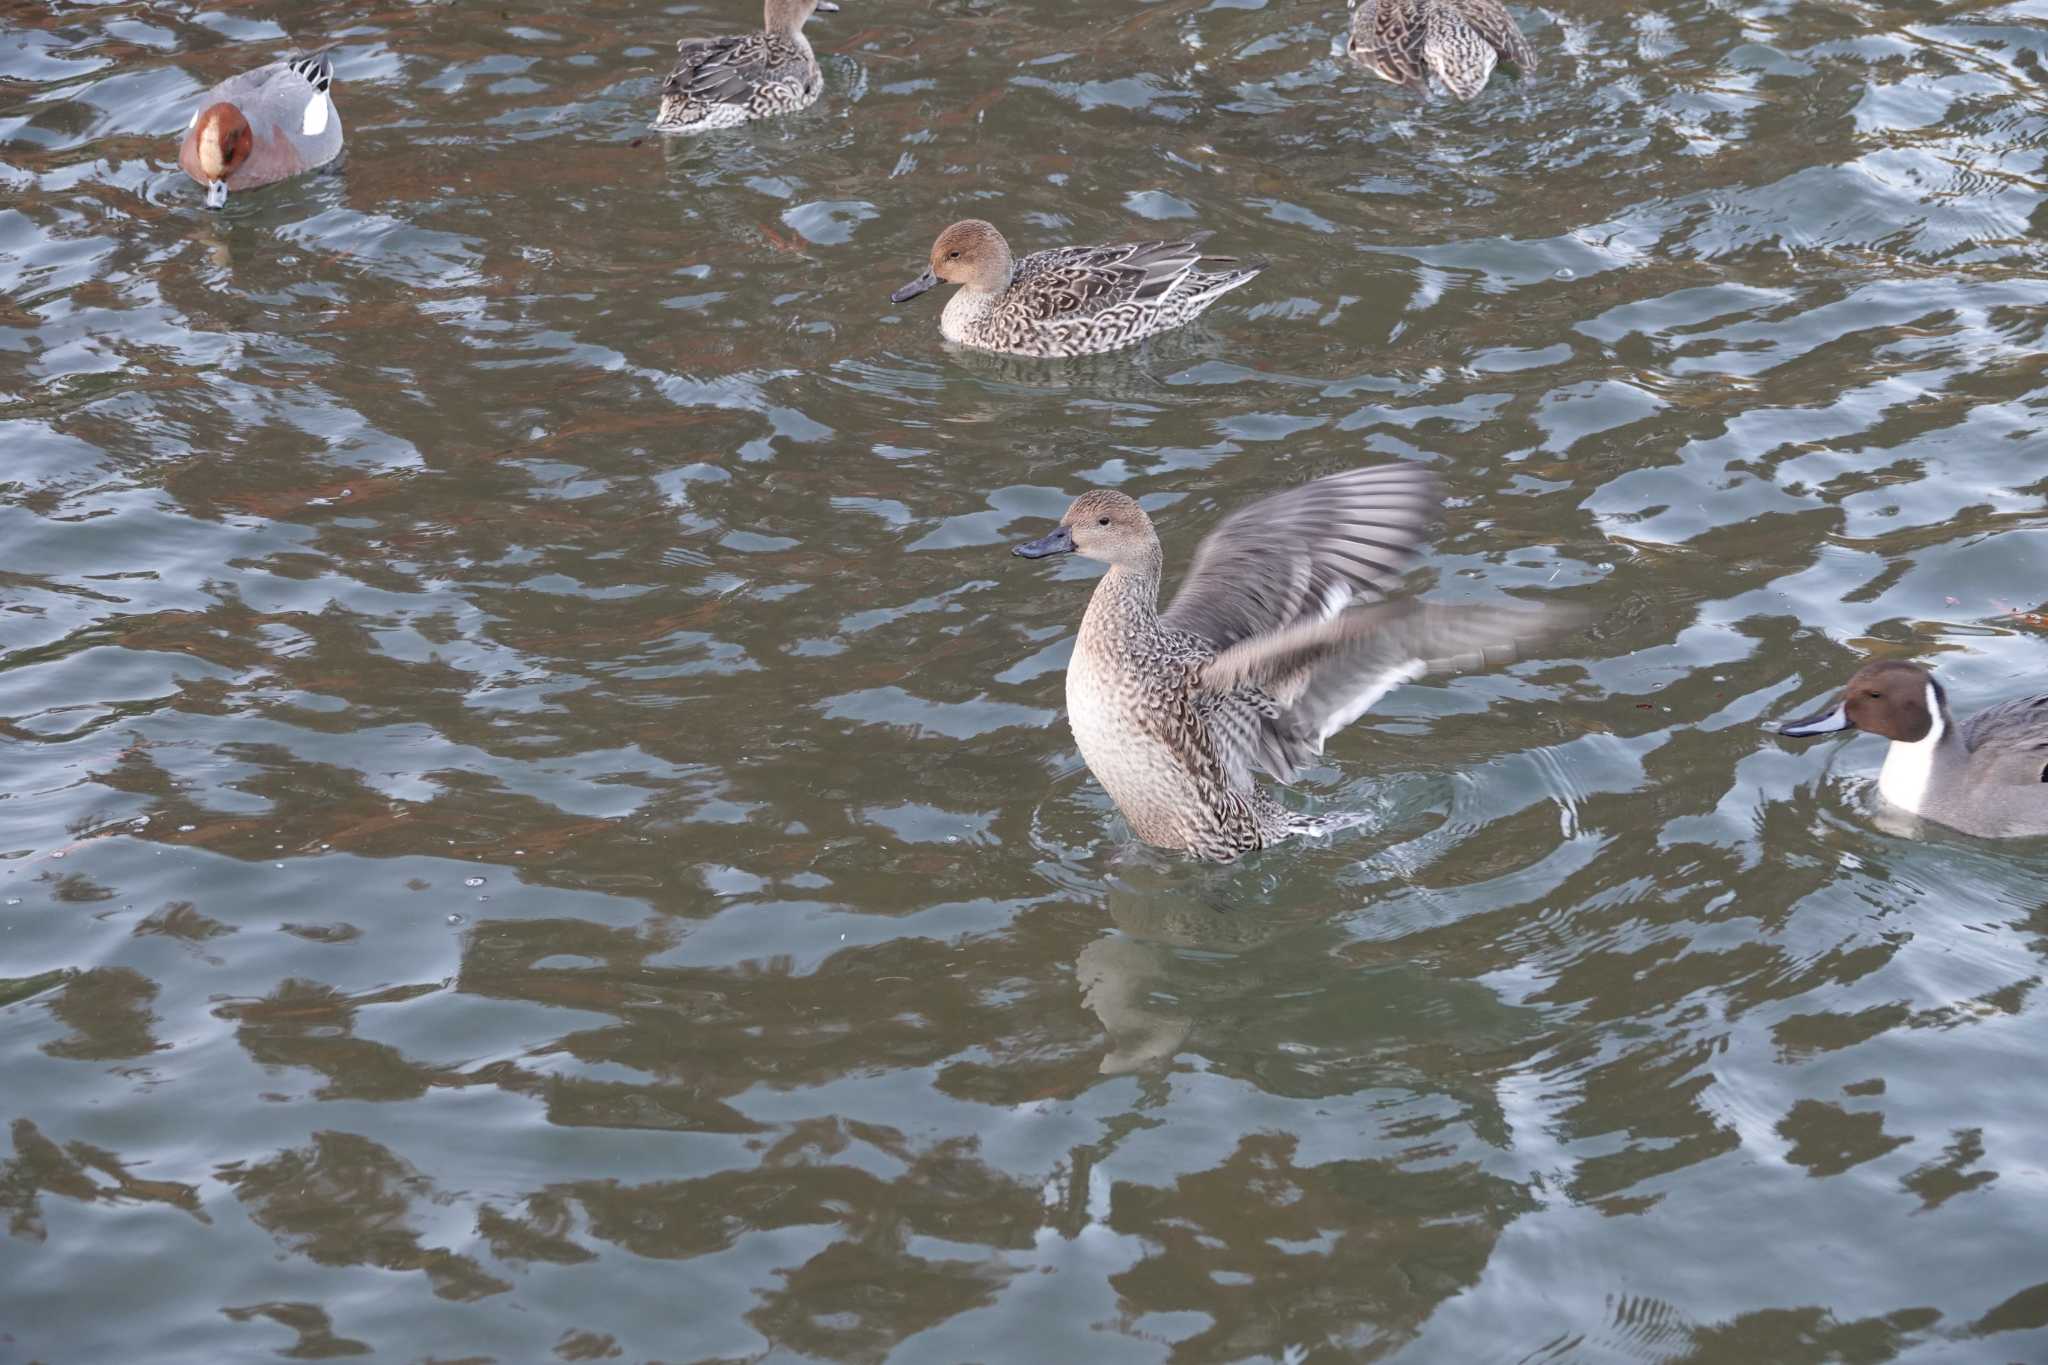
[1200,600,1581,784]
[1159,463,1441,655]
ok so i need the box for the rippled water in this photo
[4,0,2048,1360]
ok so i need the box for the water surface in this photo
[3,0,2048,1360]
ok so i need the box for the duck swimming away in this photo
[1775,659,2048,839]
[652,0,840,133]
[891,220,1265,358]
[1347,0,1536,102]
[1012,464,1579,862]
[178,54,341,209]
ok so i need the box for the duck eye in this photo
[1097,517,1111,526]
[1866,690,1883,699]
[947,250,961,259]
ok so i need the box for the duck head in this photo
[891,220,1014,304]
[1014,491,1159,570]
[766,0,838,36]
[1777,659,1942,742]
[181,102,254,208]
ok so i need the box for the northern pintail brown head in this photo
[1011,465,1580,862]
[651,0,840,134]
[890,220,1266,358]
[178,54,341,209]
[1776,659,2048,838]
[1347,0,1537,102]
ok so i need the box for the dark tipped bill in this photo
[890,269,937,305]
[205,179,228,209]
[1013,525,1076,559]
[1776,699,1851,738]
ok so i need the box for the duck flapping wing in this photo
[1197,599,1579,783]
[1160,462,1441,653]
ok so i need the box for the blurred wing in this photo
[1201,600,1581,783]
[1160,463,1440,654]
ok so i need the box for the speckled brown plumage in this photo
[893,221,1265,358]
[652,0,835,133]
[1347,0,1536,101]
[1014,466,1579,862]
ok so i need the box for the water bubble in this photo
[446,913,465,925]
[179,825,196,833]
[4,899,20,907]
[1555,267,1574,279]
[49,851,64,860]
[274,863,285,870]
[130,816,150,829]
[464,876,485,888]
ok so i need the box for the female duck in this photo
[1776,659,2048,838]
[890,220,1265,358]
[1348,0,1537,102]
[1012,464,1577,861]
[179,54,341,209]
[653,0,840,133]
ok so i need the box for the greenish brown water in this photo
[3,0,2048,1360]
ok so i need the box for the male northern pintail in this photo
[652,0,839,133]
[1347,0,1536,101]
[179,54,341,209]
[890,220,1266,358]
[1776,660,2048,839]
[1012,464,1579,862]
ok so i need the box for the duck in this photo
[889,220,1266,358]
[1011,464,1578,862]
[652,0,840,133]
[178,54,342,209]
[1775,659,2048,838]
[1347,0,1536,102]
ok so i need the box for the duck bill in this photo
[204,179,228,209]
[1013,526,1076,560]
[890,269,937,305]
[1776,700,1851,738]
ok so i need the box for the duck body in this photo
[1778,661,2048,838]
[1015,466,1575,862]
[1347,0,1535,101]
[1065,569,1279,858]
[652,0,838,133]
[178,55,341,208]
[895,221,1265,359]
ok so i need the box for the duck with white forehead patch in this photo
[1775,659,2048,838]
[1011,463,1583,862]
[179,54,342,209]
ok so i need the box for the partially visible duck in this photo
[890,220,1265,359]
[1347,0,1536,102]
[1011,464,1579,862]
[1775,659,2048,838]
[652,0,840,133]
[179,54,341,209]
